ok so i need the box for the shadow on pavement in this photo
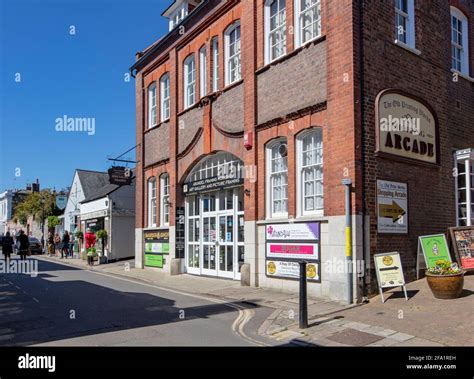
[0,258,259,346]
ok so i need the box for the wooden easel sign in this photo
[374,252,408,303]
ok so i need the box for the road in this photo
[0,257,273,346]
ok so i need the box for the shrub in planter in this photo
[425,260,465,299]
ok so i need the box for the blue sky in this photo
[0,0,170,192]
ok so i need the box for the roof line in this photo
[129,0,210,75]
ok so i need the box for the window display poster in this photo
[449,227,474,271]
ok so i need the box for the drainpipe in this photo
[358,0,369,301]
[343,179,353,305]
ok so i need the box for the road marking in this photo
[36,257,269,346]
[32,297,40,303]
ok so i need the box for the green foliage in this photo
[47,215,61,228]
[75,231,84,240]
[96,229,108,239]
[427,260,462,275]
[13,190,59,224]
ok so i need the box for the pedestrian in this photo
[2,232,14,264]
[47,232,54,256]
[85,228,96,267]
[69,234,75,258]
[54,233,61,257]
[17,230,29,261]
[61,231,70,259]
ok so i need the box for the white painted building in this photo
[80,180,135,262]
[63,170,110,234]
[0,191,13,235]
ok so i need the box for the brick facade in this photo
[131,0,473,300]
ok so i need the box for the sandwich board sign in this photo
[416,234,452,278]
[374,252,407,303]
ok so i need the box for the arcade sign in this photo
[376,90,438,164]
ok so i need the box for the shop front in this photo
[183,152,245,280]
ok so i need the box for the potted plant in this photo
[96,229,108,264]
[425,260,465,299]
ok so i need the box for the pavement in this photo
[34,255,474,346]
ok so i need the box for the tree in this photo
[13,190,61,227]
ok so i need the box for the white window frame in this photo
[296,128,323,217]
[184,54,196,109]
[224,21,242,86]
[169,4,188,31]
[294,0,321,49]
[199,45,207,98]
[160,173,170,227]
[211,37,219,92]
[148,82,157,128]
[148,178,157,228]
[451,7,470,77]
[394,0,416,49]
[266,138,289,219]
[265,0,287,64]
[160,74,170,122]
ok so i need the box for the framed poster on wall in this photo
[265,222,321,283]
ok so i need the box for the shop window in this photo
[160,174,170,226]
[211,37,219,92]
[394,0,416,49]
[160,73,170,122]
[266,138,288,219]
[184,54,196,109]
[294,0,321,48]
[455,150,474,226]
[297,128,323,216]
[148,82,157,128]
[451,7,470,76]
[265,0,287,64]
[224,21,241,86]
[199,45,207,98]
[147,178,157,227]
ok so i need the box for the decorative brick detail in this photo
[144,122,170,167]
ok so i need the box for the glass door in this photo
[185,188,245,280]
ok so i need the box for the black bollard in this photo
[299,261,308,329]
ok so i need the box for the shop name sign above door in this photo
[376,90,438,164]
[183,175,243,195]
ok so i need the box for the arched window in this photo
[266,138,288,218]
[297,128,323,216]
[160,173,170,226]
[184,54,196,109]
[148,178,157,227]
[451,7,470,76]
[224,21,241,85]
[160,74,170,122]
[199,45,207,97]
[265,0,287,64]
[148,83,157,128]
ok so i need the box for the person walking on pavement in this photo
[17,230,29,261]
[2,232,14,264]
[85,228,96,266]
[61,231,70,259]
[69,234,75,258]
[54,233,61,257]
[47,232,54,256]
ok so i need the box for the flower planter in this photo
[425,272,465,299]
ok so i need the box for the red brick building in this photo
[130,0,474,302]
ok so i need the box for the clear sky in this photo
[0,0,170,192]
